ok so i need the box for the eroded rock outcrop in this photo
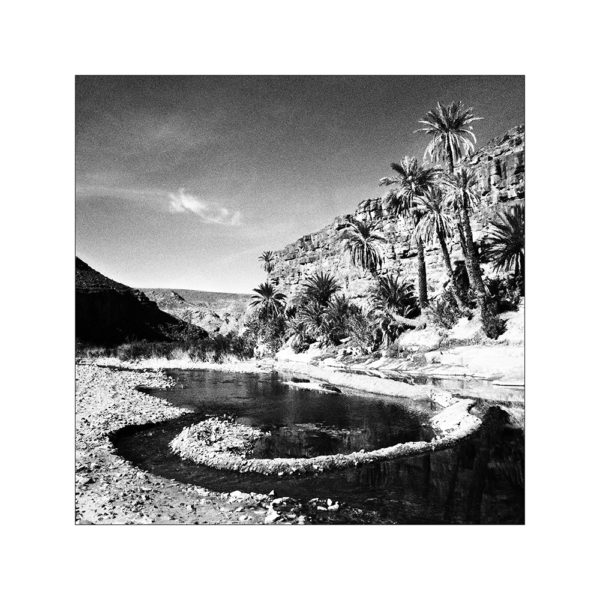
[270,125,524,303]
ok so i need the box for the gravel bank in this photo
[75,363,390,524]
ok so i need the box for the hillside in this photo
[76,258,206,344]
[141,288,251,335]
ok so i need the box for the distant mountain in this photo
[76,258,206,344]
[141,288,251,335]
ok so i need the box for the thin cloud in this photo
[168,188,241,226]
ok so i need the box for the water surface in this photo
[113,369,524,524]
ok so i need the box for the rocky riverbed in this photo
[75,363,394,524]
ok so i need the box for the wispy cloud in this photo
[168,188,241,226]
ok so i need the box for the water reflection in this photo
[116,370,524,524]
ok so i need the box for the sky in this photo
[76,75,524,293]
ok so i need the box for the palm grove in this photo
[249,102,524,355]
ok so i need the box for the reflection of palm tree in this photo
[379,157,440,308]
[341,217,386,275]
[442,451,461,523]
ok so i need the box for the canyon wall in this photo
[270,125,524,303]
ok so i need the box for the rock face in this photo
[76,258,201,344]
[142,288,251,335]
[270,125,524,303]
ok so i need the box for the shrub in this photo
[429,290,462,330]
[480,299,507,340]
[485,275,523,313]
[346,309,377,354]
[243,313,287,356]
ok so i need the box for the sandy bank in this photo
[76,364,283,524]
[92,356,272,373]
[276,343,524,405]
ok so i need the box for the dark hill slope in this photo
[76,258,206,344]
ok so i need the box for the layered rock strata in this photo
[270,125,524,303]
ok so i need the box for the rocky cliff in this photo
[76,258,206,344]
[270,125,524,302]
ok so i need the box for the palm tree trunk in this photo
[416,237,429,308]
[446,138,454,174]
[455,219,468,263]
[446,138,469,269]
[458,192,502,337]
[437,226,467,311]
[459,192,487,300]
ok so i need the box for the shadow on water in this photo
[113,369,524,524]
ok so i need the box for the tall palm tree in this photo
[415,101,482,173]
[258,250,275,274]
[301,272,341,307]
[249,282,286,320]
[416,101,482,263]
[341,217,386,274]
[483,204,525,278]
[444,167,488,302]
[413,189,467,310]
[379,156,440,308]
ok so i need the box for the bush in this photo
[485,275,523,313]
[109,332,255,363]
[346,310,377,354]
[243,313,287,356]
[480,299,507,340]
[428,290,462,330]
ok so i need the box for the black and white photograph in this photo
[75,75,525,525]
[6,2,599,596]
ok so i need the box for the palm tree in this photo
[323,295,356,344]
[444,167,503,337]
[341,217,386,274]
[483,204,524,278]
[444,167,488,300]
[379,156,440,308]
[249,282,286,320]
[416,101,482,263]
[301,272,341,307]
[415,101,482,173]
[370,274,419,317]
[413,189,467,310]
[258,250,275,274]
[369,274,419,344]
